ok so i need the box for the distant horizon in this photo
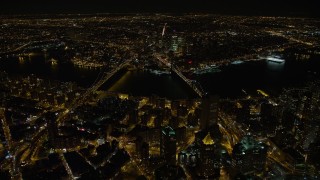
[0,12,318,19]
[1,0,319,18]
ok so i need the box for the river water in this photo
[1,54,319,99]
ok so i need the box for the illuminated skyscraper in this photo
[232,135,268,174]
[197,132,217,177]
[170,35,185,56]
[160,126,177,165]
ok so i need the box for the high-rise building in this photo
[136,136,143,153]
[171,100,180,114]
[232,135,268,174]
[128,110,138,125]
[260,102,273,119]
[200,96,219,130]
[175,127,186,145]
[170,35,185,56]
[197,133,217,177]
[160,126,177,165]
[236,99,251,123]
[169,116,179,129]
[156,98,166,109]
[141,142,149,161]
[146,128,161,145]
[155,164,186,180]
[45,112,58,145]
[178,130,230,179]
[260,102,278,134]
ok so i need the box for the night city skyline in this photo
[1,1,320,180]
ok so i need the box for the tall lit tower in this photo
[160,126,177,165]
[162,23,167,37]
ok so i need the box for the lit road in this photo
[181,164,192,180]
[59,152,75,180]
[55,59,133,125]
[0,108,23,180]
[11,42,32,52]
[266,30,314,46]
[1,40,62,55]
[10,59,133,171]
[0,42,31,54]
[257,137,296,173]
[107,135,152,179]
[0,109,14,149]
[105,113,154,178]
[218,111,298,174]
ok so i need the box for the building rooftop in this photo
[202,132,215,145]
[233,135,267,154]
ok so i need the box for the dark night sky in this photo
[1,0,319,17]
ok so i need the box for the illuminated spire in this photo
[162,23,167,37]
[202,132,214,145]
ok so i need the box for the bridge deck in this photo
[153,53,204,98]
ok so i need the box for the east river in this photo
[1,54,320,99]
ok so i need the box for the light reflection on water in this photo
[266,60,285,72]
[1,53,320,98]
